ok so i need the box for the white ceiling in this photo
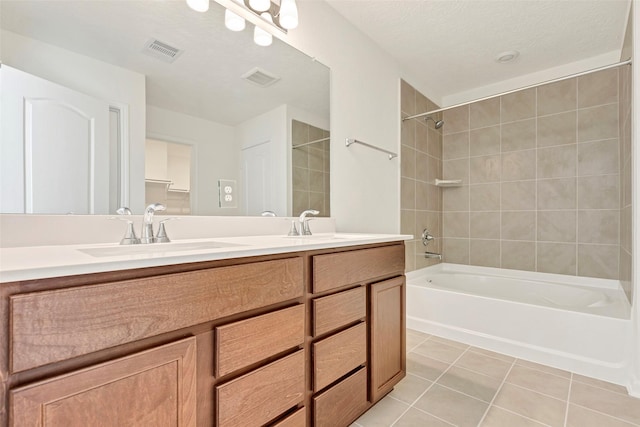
[325,0,631,104]
[0,0,330,125]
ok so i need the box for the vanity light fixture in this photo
[186,0,210,12]
[254,13,273,46]
[278,0,298,29]
[249,0,270,12]
[225,0,246,31]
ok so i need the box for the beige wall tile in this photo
[537,242,577,275]
[538,211,577,242]
[309,125,324,143]
[578,104,618,142]
[470,155,501,183]
[443,105,470,134]
[537,178,576,210]
[578,139,619,176]
[537,111,577,147]
[443,238,470,264]
[470,212,500,239]
[570,381,640,424]
[427,183,442,212]
[401,145,416,178]
[493,383,566,426]
[470,239,501,268]
[292,145,309,169]
[309,170,324,192]
[501,181,536,210]
[292,119,309,144]
[415,151,429,182]
[292,190,309,214]
[416,121,429,153]
[470,126,500,156]
[501,119,536,152]
[416,182,429,210]
[502,150,536,181]
[537,78,577,116]
[400,210,415,236]
[578,210,619,244]
[469,183,500,211]
[443,185,470,211]
[416,210,440,240]
[501,241,535,271]
[470,97,501,129]
[443,212,469,238]
[501,88,536,122]
[309,191,324,212]
[620,249,632,302]
[401,177,416,210]
[621,205,632,252]
[401,80,416,116]
[292,166,309,191]
[577,244,619,279]
[443,131,470,160]
[577,68,618,109]
[444,158,470,182]
[428,128,443,159]
[416,92,430,118]
[402,118,416,148]
[501,211,536,241]
[428,155,441,183]
[405,243,416,272]
[537,145,577,178]
[577,175,619,209]
[309,148,324,171]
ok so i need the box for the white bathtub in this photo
[406,263,633,386]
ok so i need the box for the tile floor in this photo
[353,329,640,427]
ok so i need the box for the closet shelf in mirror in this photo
[292,137,330,149]
[145,179,173,185]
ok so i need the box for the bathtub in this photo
[406,263,632,386]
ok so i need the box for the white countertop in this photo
[0,233,412,283]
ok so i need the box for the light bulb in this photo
[254,13,273,46]
[278,0,298,29]
[225,9,245,31]
[186,0,209,12]
[249,0,270,12]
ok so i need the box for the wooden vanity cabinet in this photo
[1,241,406,427]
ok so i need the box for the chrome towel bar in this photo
[345,138,397,160]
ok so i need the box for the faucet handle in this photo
[116,206,133,215]
[109,216,141,245]
[156,217,178,243]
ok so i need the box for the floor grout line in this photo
[563,372,573,427]
[475,356,517,426]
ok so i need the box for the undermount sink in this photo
[79,241,244,257]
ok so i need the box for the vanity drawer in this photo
[215,304,305,377]
[313,322,367,392]
[10,257,303,373]
[312,244,404,293]
[313,286,365,336]
[270,407,306,427]
[216,350,305,427]
[313,367,368,427]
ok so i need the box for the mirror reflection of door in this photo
[291,120,330,216]
[144,139,192,215]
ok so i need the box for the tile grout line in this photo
[563,372,573,427]
[475,356,517,426]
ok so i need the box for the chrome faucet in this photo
[140,203,166,244]
[298,209,319,236]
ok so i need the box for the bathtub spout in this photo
[424,251,442,260]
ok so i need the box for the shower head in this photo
[425,116,444,129]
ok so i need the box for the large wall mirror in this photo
[0,0,330,217]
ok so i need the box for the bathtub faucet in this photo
[424,251,442,260]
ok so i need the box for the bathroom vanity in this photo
[0,235,406,426]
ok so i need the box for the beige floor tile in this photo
[437,366,503,402]
[506,365,570,400]
[566,403,638,427]
[355,395,409,427]
[493,383,567,427]
[414,384,489,427]
[480,406,548,427]
[393,407,455,427]
[429,335,471,350]
[570,381,640,425]
[407,328,431,339]
[515,358,571,378]
[413,340,466,364]
[407,352,450,381]
[407,331,430,350]
[389,373,432,404]
[455,350,513,379]
[572,374,629,395]
[470,347,516,363]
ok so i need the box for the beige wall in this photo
[400,81,443,272]
[292,120,330,217]
[619,9,633,303]
[440,69,623,280]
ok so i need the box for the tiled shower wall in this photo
[292,120,330,217]
[619,10,633,302]
[400,80,443,272]
[441,68,623,280]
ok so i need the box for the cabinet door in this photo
[369,276,406,402]
[10,337,196,427]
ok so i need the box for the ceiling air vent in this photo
[142,39,183,63]
[241,67,281,87]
